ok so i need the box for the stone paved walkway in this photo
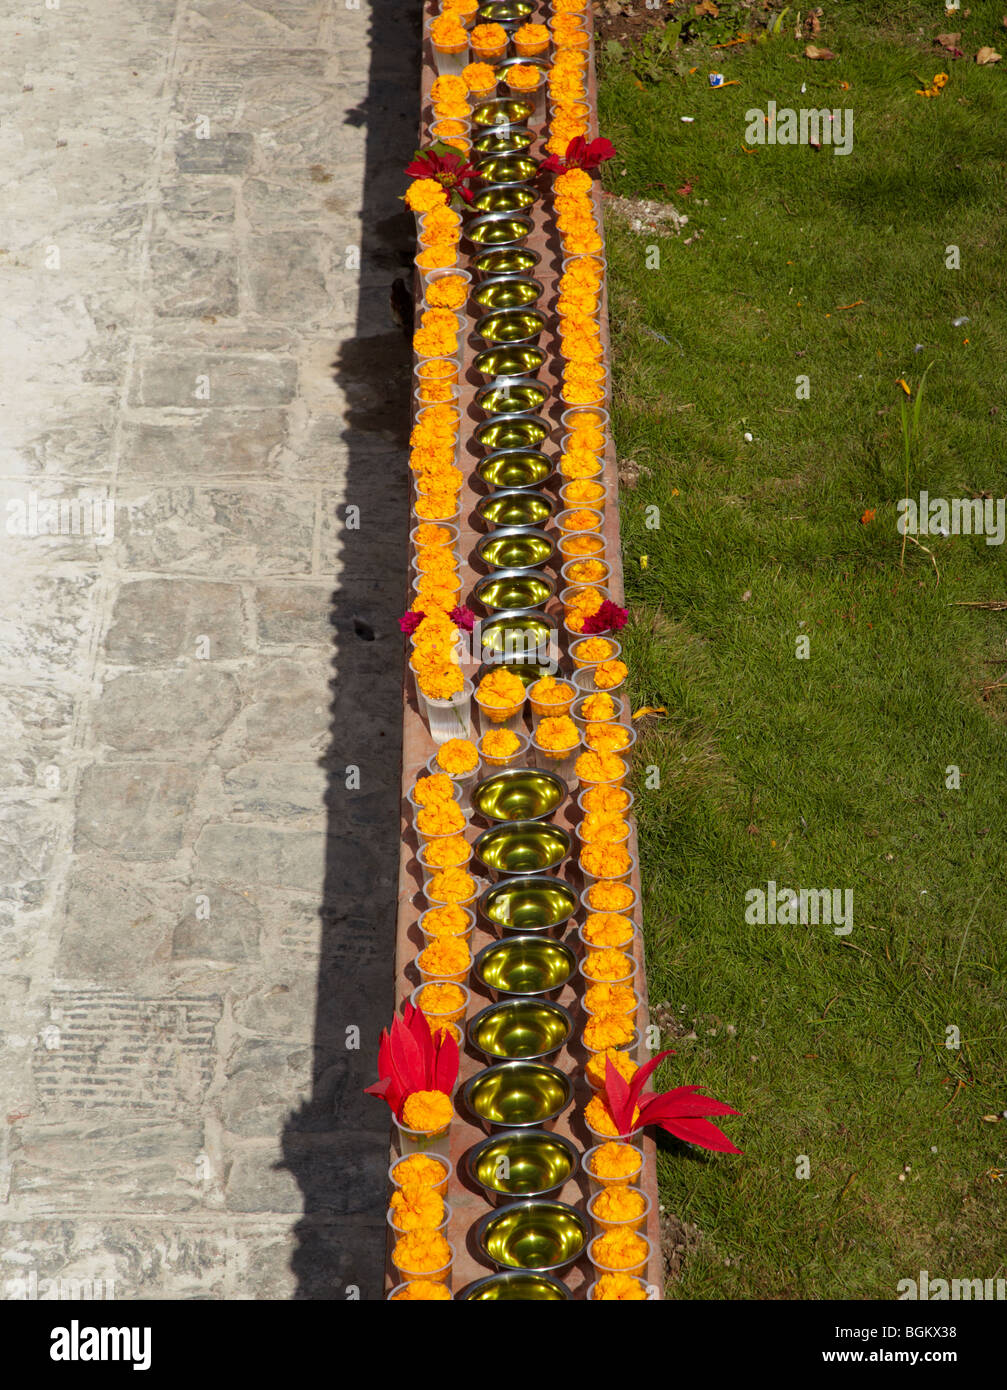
[1,0,416,1300]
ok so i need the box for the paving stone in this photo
[119,411,287,480]
[171,884,262,964]
[92,668,241,752]
[105,578,246,664]
[222,761,325,819]
[0,574,99,682]
[59,862,182,982]
[247,231,328,320]
[254,583,334,646]
[128,354,297,409]
[193,823,329,892]
[174,130,255,174]
[219,1038,313,1138]
[242,656,331,752]
[231,1218,386,1300]
[225,1131,388,1216]
[148,235,239,318]
[159,182,236,225]
[75,764,199,860]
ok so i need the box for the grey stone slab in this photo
[247,231,328,319]
[74,763,199,860]
[159,181,236,224]
[59,862,183,982]
[119,411,287,479]
[254,583,334,646]
[0,392,118,476]
[92,668,241,752]
[171,885,262,963]
[229,1217,387,1300]
[225,1131,387,1216]
[0,685,76,743]
[241,177,328,229]
[231,973,317,1043]
[219,1038,312,1137]
[174,130,255,174]
[222,761,325,819]
[181,0,323,48]
[112,486,314,575]
[148,235,239,318]
[128,354,297,408]
[105,578,247,663]
[0,799,64,897]
[242,655,331,753]
[0,574,99,682]
[193,823,326,891]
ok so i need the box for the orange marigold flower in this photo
[560,532,604,556]
[392,1228,452,1274]
[580,811,629,843]
[585,1046,638,1090]
[593,659,628,690]
[421,903,470,937]
[575,750,627,784]
[559,507,602,532]
[416,801,465,839]
[591,1271,647,1300]
[417,935,471,978]
[535,715,580,751]
[469,21,507,49]
[476,667,526,708]
[514,21,549,45]
[506,63,543,90]
[582,947,633,982]
[421,834,470,869]
[415,244,458,271]
[564,479,605,505]
[394,1154,448,1188]
[412,522,454,546]
[567,559,608,583]
[585,1093,641,1138]
[462,61,497,90]
[581,842,632,879]
[426,866,477,903]
[592,1228,649,1270]
[583,912,635,947]
[405,177,449,213]
[593,1185,646,1223]
[401,1089,454,1132]
[584,982,636,1017]
[391,1279,452,1300]
[589,1141,642,1181]
[580,693,617,724]
[430,74,469,103]
[586,879,635,911]
[425,274,469,310]
[584,721,631,755]
[415,662,464,701]
[528,674,575,706]
[435,738,479,774]
[480,727,521,758]
[575,637,615,663]
[413,772,455,806]
[583,1012,635,1050]
[416,981,466,1015]
[429,13,468,46]
[389,1183,446,1231]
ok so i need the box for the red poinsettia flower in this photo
[364,1002,460,1121]
[541,135,616,175]
[602,1050,742,1154]
[449,605,475,632]
[405,145,478,203]
[399,611,424,636]
[582,600,628,635]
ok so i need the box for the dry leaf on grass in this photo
[976,46,1002,64]
[804,44,835,60]
[693,0,719,15]
[935,32,961,51]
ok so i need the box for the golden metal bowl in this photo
[476,526,554,572]
[473,568,555,614]
[474,1199,588,1272]
[476,490,553,529]
[472,184,537,215]
[474,154,539,186]
[460,1271,571,1300]
[478,610,557,665]
[477,449,553,491]
[468,999,573,1062]
[473,345,545,381]
[474,246,540,277]
[473,276,544,312]
[475,381,548,417]
[473,820,571,878]
[472,767,565,823]
[475,414,549,452]
[476,0,534,27]
[474,934,577,1001]
[473,129,535,157]
[465,211,533,248]
[466,1130,579,1204]
[500,661,558,687]
[479,879,578,935]
[475,307,545,347]
[470,97,534,128]
[462,1061,573,1133]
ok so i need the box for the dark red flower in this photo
[364,1003,459,1121]
[603,1050,742,1154]
[449,605,475,631]
[399,611,424,636]
[542,136,616,175]
[582,601,628,634]
[405,145,478,203]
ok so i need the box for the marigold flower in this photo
[528,674,575,706]
[392,1229,452,1274]
[564,479,605,505]
[535,715,580,751]
[575,749,627,784]
[566,560,608,584]
[585,1093,641,1139]
[583,1012,635,1051]
[560,450,603,480]
[514,21,549,46]
[415,243,458,271]
[391,1280,452,1300]
[583,912,634,947]
[417,935,472,978]
[421,903,470,938]
[560,533,605,556]
[592,1229,649,1271]
[589,1141,641,1181]
[480,727,521,758]
[429,13,468,46]
[469,21,507,49]
[591,1272,647,1300]
[581,842,632,879]
[395,1154,448,1188]
[417,982,467,1015]
[435,738,479,774]
[506,64,543,90]
[426,867,476,903]
[584,721,631,754]
[476,667,526,708]
[580,811,629,844]
[430,74,469,103]
[421,834,470,869]
[401,1088,454,1132]
[584,982,636,1018]
[413,773,455,807]
[575,637,615,663]
[582,948,633,983]
[442,0,478,13]
[592,1186,647,1225]
[425,274,468,310]
[412,522,454,546]
[559,507,602,532]
[593,659,628,690]
[415,661,465,701]
[462,61,497,90]
[389,1183,446,1231]
[586,1046,638,1090]
[580,693,617,724]
[415,800,465,838]
[405,177,449,213]
[586,879,635,912]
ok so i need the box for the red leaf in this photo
[390,1013,428,1092]
[433,1026,460,1094]
[655,1114,743,1154]
[603,1053,635,1133]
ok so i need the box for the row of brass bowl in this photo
[473,153,539,187]
[476,488,552,529]
[475,414,549,452]
[475,307,545,347]
[475,933,575,996]
[473,275,543,312]
[473,567,554,614]
[473,128,534,158]
[475,524,553,571]
[473,819,570,878]
[476,0,534,29]
[474,246,539,277]
[462,1059,571,1133]
[471,767,565,823]
[479,610,556,661]
[475,380,547,416]
[471,97,535,128]
[475,1199,588,1275]
[469,998,573,1063]
[478,448,552,490]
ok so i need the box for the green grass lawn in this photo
[598,0,1007,1298]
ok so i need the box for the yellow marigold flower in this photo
[427,866,476,903]
[584,722,631,755]
[593,1186,646,1223]
[417,982,466,1014]
[591,1272,647,1300]
[581,842,632,879]
[389,1184,446,1231]
[560,534,604,558]
[413,772,455,806]
[586,879,635,912]
[514,21,549,45]
[415,661,465,701]
[528,674,574,706]
[565,586,604,615]
[435,738,479,774]
[421,834,470,869]
[394,1154,448,1188]
[575,637,614,663]
[556,172,593,202]
[417,934,472,978]
[584,1012,636,1051]
[415,547,459,575]
[582,947,633,982]
[575,750,627,784]
[480,727,520,758]
[559,507,602,532]
[564,479,605,505]
[506,63,543,90]
[462,61,497,90]
[392,1228,452,1274]
[535,715,580,751]
[421,903,470,937]
[585,1094,641,1139]
[583,912,634,947]
[442,0,478,13]
[412,522,454,546]
[425,274,468,310]
[429,13,468,46]
[401,1089,453,1132]
[560,450,604,480]
[415,243,458,271]
[589,1141,642,1181]
[580,811,629,844]
[391,1279,452,1300]
[593,659,628,690]
[585,1046,638,1090]
[414,493,458,520]
[405,177,449,213]
[416,799,465,836]
[580,693,617,724]
[592,1228,649,1270]
[430,74,469,102]
[567,559,607,584]
[584,982,636,1017]
[476,667,526,708]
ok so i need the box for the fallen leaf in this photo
[981,1114,1001,1122]
[632,705,668,720]
[935,32,961,51]
[860,508,876,525]
[693,0,719,15]
[976,46,1002,64]
[741,589,752,602]
[676,181,694,196]
[804,44,835,60]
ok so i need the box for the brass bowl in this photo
[473,129,535,157]
[468,999,573,1062]
[476,526,554,572]
[475,0,534,29]
[471,184,537,215]
[475,414,550,452]
[477,449,553,491]
[474,935,577,1001]
[474,246,540,277]
[473,345,545,381]
[466,1130,579,1204]
[478,610,558,665]
[474,154,540,186]
[475,381,548,417]
[472,767,566,823]
[470,97,534,128]
[460,1271,571,1300]
[475,307,545,347]
[463,1061,573,1134]
[479,879,578,936]
[499,660,558,687]
[465,211,533,248]
[473,820,572,878]
[474,1199,588,1272]
[473,276,544,311]
[476,490,553,529]
[473,568,555,614]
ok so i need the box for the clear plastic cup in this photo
[587,1188,652,1237]
[389,1152,454,1196]
[582,1141,644,1195]
[478,728,531,769]
[387,1200,452,1237]
[588,1233,650,1281]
